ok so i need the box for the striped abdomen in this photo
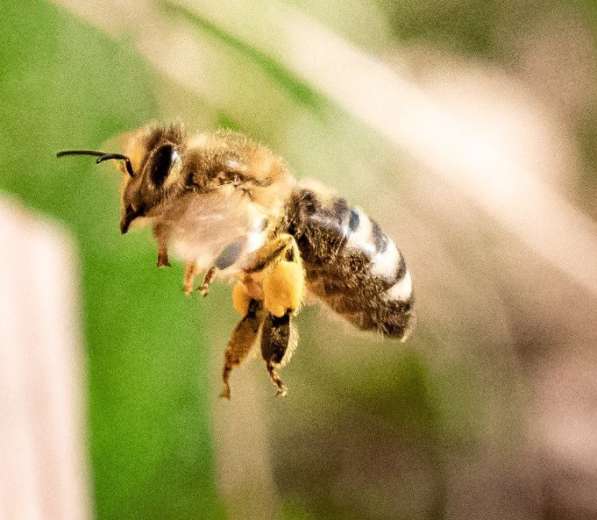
[284,187,415,340]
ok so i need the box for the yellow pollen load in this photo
[232,281,251,316]
[263,261,304,317]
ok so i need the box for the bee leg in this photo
[261,312,297,397]
[232,280,253,316]
[220,299,264,399]
[197,266,217,297]
[242,234,303,395]
[199,239,242,297]
[249,233,305,318]
[245,233,299,275]
[157,246,170,268]
[153,224,171,268]
[183,262,197,295]
[263,260,305,318]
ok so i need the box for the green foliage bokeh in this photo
[0,2,222,518]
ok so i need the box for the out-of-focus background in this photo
[2,1,597,519]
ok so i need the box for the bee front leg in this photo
[153,223,171,268]
[157,245,170,268]
[260,312,297,397]
[220,298,264,399]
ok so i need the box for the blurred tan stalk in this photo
[0,197,90,520]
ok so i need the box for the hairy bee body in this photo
[57,122,415,397]
[283,187,415,339]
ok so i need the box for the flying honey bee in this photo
[57,122,415,398]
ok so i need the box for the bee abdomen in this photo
[285,188,416,340]
[306,260,415,340]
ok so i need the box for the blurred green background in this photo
[2,1,597,519]
[1,1,222,518]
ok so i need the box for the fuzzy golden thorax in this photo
[117,123,294,235]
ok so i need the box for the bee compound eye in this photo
[149,144,175,187]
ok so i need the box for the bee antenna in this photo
[56,149,136,177]
[95,153,135,178]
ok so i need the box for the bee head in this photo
[117,123,187,233]
[57,122,187,233]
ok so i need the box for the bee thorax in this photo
[160,191,268,274]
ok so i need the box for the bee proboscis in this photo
[57,123,415,398]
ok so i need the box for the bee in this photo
[57,122,415,398]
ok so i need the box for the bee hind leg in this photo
[261,312,298,397]
[256,234,305,318]
[220,299,264,399]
